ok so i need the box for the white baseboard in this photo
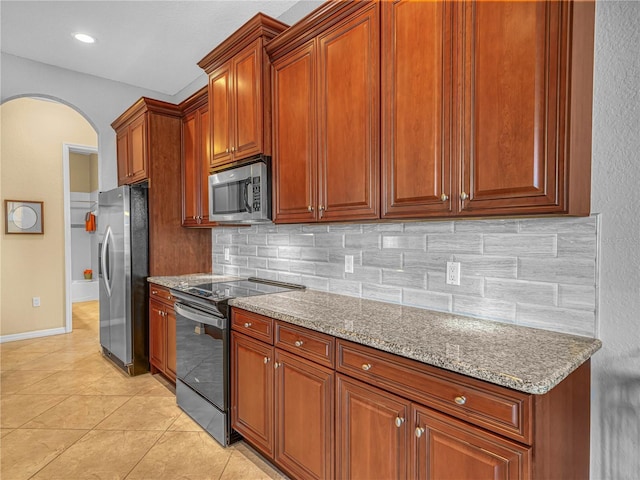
[0,327,68,344]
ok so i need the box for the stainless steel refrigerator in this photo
[98,185,149,375]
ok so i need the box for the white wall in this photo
[590,2,640,478]
[0,53,174,191]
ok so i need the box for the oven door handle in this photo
[175,302,226,329]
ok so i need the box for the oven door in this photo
[175,302,228,412]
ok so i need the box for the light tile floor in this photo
[0,301,287,480]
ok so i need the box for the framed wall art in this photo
[4,200,44,234]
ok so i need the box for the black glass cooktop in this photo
[181,278,304,303]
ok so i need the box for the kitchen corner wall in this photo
[213,215,599,338]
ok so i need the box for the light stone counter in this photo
[229,289,602,394]
[147,273,240,289]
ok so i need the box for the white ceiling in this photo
[1,1,314,96]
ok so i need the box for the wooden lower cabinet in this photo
[413,404,530,480]
[231,328,334,480]
[231,331,274,457]
[148,284,176,382]
[275,350,334,480]
[336,374,409,480]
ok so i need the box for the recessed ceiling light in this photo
[73,33,96,44]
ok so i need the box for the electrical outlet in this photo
[224,247,230,261]
[446,261,461,286]
[32,297,41,307]
[345,255,354,273]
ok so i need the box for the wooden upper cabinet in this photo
[381,0,453,219]
[318,3,379,222]
[272,42,317,223]
[268,1,380,223]
[457,0,594,216]
[180,87,215,227]
[115,112,148,185]
[199,14,289,169]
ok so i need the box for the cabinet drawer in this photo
[337,339,532,444]
[232,309,274,344]
[275,321,335,368]
[149,284,176,307]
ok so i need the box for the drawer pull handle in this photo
[415,427,425,438]
[454,396,467,405]
[395,416,405,428]
[294,340,304,347]
[361,363,372,371]
[152,290,158,295]
[263,357,270,364]
[244,322,252,328]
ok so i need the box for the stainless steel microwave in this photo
[208,159,271,223]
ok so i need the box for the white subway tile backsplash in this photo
[382,234,426,250]
[427,272,484,297]
[454,219,519,233]
[402,288,452,311]
[484,234,557,257]
[518,258,596,285]
[516,303,596,337]
[363,251,403,269]
[212,215,599,337]
[452,254,517,278]
[428,234,483,254]
[453,296,517,322]
[558,284,596,311]
[363,283,402,303]
[382,269,426,289]
[485,278,557,306]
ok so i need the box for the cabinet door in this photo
[149,300,166,373]
[198,106,214,225]
[231,332,274,457]
[272,41,317,223]
[337,374,410,480]
[210,63,233,167]
[412,404,530,480]
[182,111,200,226]
[458,0,564,215]
[381,0,453,218]
[233,39,262,161]
[317,3,380,221]
[275,350,334,480]
[116,127,130,185]
[128,114,148,183]
[165,308,177,381]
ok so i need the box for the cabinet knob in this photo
[243,322,252,328]
[440,193,449,202]
[361,363,372,371]
[225,148,229,153]
[294,340,304,347]
[152,290,158,295]
[263,357,270,364]
[308,205,314,212]
[319,205,325,219]
[460,192,469,201]
[274,362,281,369]
[415,426,425,438]
[454,395,467,405]
[231,147,236,153]
[395,416,405,428]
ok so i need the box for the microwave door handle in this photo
[244,179,253,213]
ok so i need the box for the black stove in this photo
[170,277,304,317]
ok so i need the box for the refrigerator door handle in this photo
[102,225,113,298]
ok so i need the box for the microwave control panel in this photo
[252,176,261,212]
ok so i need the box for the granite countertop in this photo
[229,289,602,395]
[147,273,241,289]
